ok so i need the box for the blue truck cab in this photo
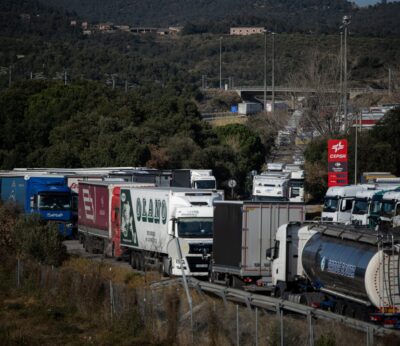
[0,174,74,237]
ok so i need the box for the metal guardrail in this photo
[233,86,388,94]
[188,278,397,337]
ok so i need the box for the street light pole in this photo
[271,32,275,117]
[219,36,223,89]
[339,31,343,121]
[263,29,267,113]
[342,15,351,132]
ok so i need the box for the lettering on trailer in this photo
[82,188,95,221]
[321,256,356,278]
[136,198,167,224]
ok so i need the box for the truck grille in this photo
[189,243,212,254]
[186,256,210,272]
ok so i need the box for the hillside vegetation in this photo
[41,0,400,36]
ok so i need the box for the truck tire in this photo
[139,252,145,272]
[130,252,136,269]
[161,257,171,277]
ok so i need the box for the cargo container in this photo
[238,102,263,115]
[210,201,306,288]
[78,181,154,257]
[120,187,223,276]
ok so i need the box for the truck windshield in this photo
[323,197,339,212]
[38,193,71,210]
[352,199,368,215]
[370,200,381,215]
[177,217,213,238]
[381,201,395,218]
[195,180,216,189]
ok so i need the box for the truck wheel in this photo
[130,252,136,269]
[139,253,145,272]
[161,258,171,277]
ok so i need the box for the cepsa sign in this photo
[328,139,348,187]
[328,139,348,162]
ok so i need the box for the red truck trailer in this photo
[78,181,153,257]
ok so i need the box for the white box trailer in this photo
[210,201,306,288]
[120,187,223,276]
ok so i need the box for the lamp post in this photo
[342,15,351,132]
[219,36,223,89]
[339,31,343,121]
[271,32,276,117]
[263,29,267,113]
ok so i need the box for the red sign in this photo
[328,139,348,162]
[328,139,348,187]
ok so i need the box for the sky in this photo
[354,0,398,5]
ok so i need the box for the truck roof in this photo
[121,186,219,194]
[325,184,374,197]
[355,189,384,199]
[78,181,154,188]
[381,190,400,201]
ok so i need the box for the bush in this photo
[12,214,67,266]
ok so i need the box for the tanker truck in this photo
[120,187,223,276]
[268,223,400,327]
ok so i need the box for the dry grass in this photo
[1,256,399,346]
[208,115,247,127]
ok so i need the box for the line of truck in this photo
[321,180,400,228]
[0,167,219,238]
[252,162,305,203]
[2,167,400,327]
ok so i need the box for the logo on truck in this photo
[136,198,167,224]
[82,188,95,221]
[120,190,138,246]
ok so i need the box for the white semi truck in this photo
[171,169,217,190]
[252,173,290,201]
[379,190,400,227]
[322,185,373,223]
[120,187,223,276]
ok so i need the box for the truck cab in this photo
[271,223,317,287]
[322,185,372,223]
[351,189,382,226]
[190,170,217,190]
[171,169,217,190]
[0,174,74,237]
[252,173,289,201]
[167,191,221,276]
[379,191,400,227]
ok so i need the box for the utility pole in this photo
[339,31,343,122]
[271,32,276,117]
[219,37,223,89]
[342,16,351,132]
[263,29,267,113]
[389,67,392,96]
[64,70,67,85]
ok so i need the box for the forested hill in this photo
[41,0,400,36]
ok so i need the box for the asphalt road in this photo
[63,240,133,270]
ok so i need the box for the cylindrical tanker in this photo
[301,231,400,308]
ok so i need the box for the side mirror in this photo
[30,196,35,208]
[341,200,348,212]
[168,218,176,236]
[266,248,273,260]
